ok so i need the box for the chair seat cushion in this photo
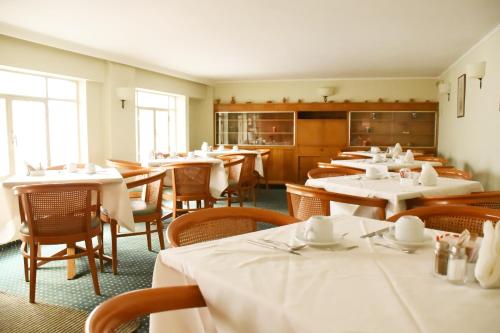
[19,216,101,235]
[131,200,157,216]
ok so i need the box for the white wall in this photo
[214,78,437,103]
[438,28,500,190]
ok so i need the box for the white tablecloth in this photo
[151,216,500,333]
[147,157,228,198]
[306,174,484,218]
[331,158,441,171]
[194,149,264,177]
[0,168,134,243]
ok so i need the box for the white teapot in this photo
[418,162,438,186]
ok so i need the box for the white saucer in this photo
[382,231,433,249]
[294,232,343,247]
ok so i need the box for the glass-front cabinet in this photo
[349,111,437,148]
[215,112,295,146]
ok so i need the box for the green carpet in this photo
[0,187,288,332]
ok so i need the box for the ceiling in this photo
[0,0,499,83]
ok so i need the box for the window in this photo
[136,89,187,161]
[0,68,84,175]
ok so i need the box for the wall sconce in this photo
[466,62,486,89]
[438,82,451,101]
[317,87,335,103]
[116,87,132,109]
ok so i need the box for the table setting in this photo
[151,214,500,333]
[305,164,484,218]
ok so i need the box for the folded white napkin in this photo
[418,162,438,186]
[475,221,500,288]
[393,143,403,155]
[404,149,414,162]
[370,146,381,154]
[201,142,209,152]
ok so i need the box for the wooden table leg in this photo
[67,244,76,280]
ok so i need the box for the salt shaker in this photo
[447,245,468,285]
[434,241,450,277]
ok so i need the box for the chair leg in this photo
[23,257,29,282]
[110,220,118,275]
[29,243,38,303]
[85,238,101,296]
[157,220,165,250]
[238,189,243,207]
[227,192,232,207]
[98,233,104,273]
[145,222,152,251]
[252,187,256,207]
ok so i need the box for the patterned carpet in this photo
[0,187,288,332]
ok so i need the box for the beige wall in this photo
[438,28,500,190]
[214,78,437,103]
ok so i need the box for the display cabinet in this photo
[349,111,437,148]
[215,112,295,146]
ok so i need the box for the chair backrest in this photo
[387,205,500,236]
[218,154,245,180]
[411,166,472,180]
[85,285,206,333]
[168,207,298,247]
[406,191,500,210]
[106,159,143,175]
[164,163,212,201]
[286,183,388,220]
[14,183,102,239]
[414,155,448,165]
[334,154,364,160]
[125,168,166,213]
[224,153,257,187]
[308,167,364,179]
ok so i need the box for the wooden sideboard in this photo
[214,101,438,184]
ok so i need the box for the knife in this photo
[247,240,302,255]
[360,226,391,238]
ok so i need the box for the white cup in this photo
[394,216,425,242]
[304,216,335,243]
[370,146,381,154]
[86,163,96,174]
[66,163,78,173]
[366,166,381,179]
[232,145,239,151]
[187,151,195,158]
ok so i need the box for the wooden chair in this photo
[307,167,364,179]
[255,148,271,189]
[46,163,86,170]
[14,183,104,303]
[168,207,298,247]
[220,153,258,207]
[414,155,448,165]
[106,159,142,171]
[85,285,205,333]
[102,168,167,274]
[334,153,365,160]
[411,166,472,180]
[388,205,500,236]
[286,183,388,220]
[406,191,500,210]
[163,163,215,218]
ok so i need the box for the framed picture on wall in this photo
[457,74,466,118]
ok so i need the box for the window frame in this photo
[135,88,186,162]
[0,68,83,176]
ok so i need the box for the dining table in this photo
[330,158,441,171]
[146,156,229,198]
[344,150,423,158]
[305,173,484,218]
[150,215,500,333]
[194,149,264,177]
[1,166,134,279]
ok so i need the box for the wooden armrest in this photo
[85,285,206,333]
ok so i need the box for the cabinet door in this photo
[297,119,347,147]
[266,147,296,183]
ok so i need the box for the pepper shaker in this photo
[434,240,450,277]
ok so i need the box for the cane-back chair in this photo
[167,207,298,247]
[286,183,388,221]
[307,167,364,179]
[163,163,215,218]
[14,183,104,303]
[406,191,500,210]
[101,168,167,274]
